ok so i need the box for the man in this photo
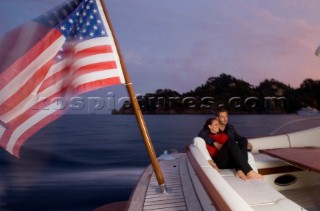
[217,108,253,161]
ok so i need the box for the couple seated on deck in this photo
[196,108,263,181]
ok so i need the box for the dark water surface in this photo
[0,114,312,210]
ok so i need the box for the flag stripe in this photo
[0,31,64,104]
[3,76,121,156]
[70,52,119,71]
[1,62,121,124]
[73,77,122,95]
[37,43,116,93]
[74,45,113,59]
[38,61,117,93]
[0,59,56,116]
[1,67,123,147]
[71,69,122,89]
[9,107,63,156]
[38,38,116,80]
[0,127,5,145]
[0,29,62,90]
[38,66,70,94]
[12,109,63,158]
[3,73,122,151]
[1,87,69,149]
[0,22,52,74]
[73,37,113,53]
[1,89,41,124]
[74,61,117,78]
[1,38,118,121]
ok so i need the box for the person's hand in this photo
[247,142,253,151]
[208,160,220,173]
[213,142,223,150]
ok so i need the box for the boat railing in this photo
[270,117,320,135]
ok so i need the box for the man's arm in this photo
[228,124,252,150]
[198,128,214,145]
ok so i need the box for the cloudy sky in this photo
[1,0,320,97]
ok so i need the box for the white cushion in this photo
[251,198,307,211]
[190,141,211,167]
[189,144,253,210]
[220,169,235,177]
[193,137,212,162]
[248,152,258,172]
[201,166,254,211]
[249,135,290,153]
[188,144,304,211]
[223,177,286,206]
[288,126,320,147]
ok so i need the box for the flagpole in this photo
[99,0,167,193]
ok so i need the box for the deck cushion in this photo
[189,143,305,211]
[193,137,212,162]
[249,134,290,153]
[288,126,320,147]
[223,177,286,206]
[250,198,307,211]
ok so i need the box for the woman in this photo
[198,117,263,180]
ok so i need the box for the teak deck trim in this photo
[126,153,203,211]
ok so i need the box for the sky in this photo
[1,0,320,98]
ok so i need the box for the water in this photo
[0,114,312,210]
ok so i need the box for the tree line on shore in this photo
[112,74,320,114]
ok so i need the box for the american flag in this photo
[0,0,125,157]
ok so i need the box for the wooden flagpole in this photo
[99,0,167,193]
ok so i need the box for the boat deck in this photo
[99,153,320,211]
[280,185,320,210]
[127,153,203,211]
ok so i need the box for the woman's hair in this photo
[202,117,218,130]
